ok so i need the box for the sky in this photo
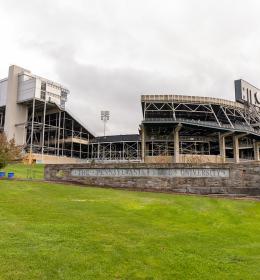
[0,0,260,136]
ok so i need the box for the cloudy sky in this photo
[0,0,260,135]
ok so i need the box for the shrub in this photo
[0,133,22,169]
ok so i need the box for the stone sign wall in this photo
[45,162,260,196]
[71,168,229,178]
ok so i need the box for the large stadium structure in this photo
[0,65,95,163]
[0,65,260,164]
[141,90,260,164]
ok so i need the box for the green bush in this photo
[0,133,22,169]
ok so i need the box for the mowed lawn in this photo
[3,163,44,179]
[0,179,259,279]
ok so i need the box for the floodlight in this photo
[101,110,110,136]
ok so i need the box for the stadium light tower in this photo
[101,110,110,137]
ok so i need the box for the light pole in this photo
[101,110,110,137]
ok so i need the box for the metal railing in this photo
[141,94,245,109]
[142,117,260,135]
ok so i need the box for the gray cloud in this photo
[1,0,260,135]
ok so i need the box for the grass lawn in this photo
[3,163,44,179]
[0,180,259,279]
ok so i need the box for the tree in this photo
[0,133,22,169]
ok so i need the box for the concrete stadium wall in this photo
[145,155,224,164]
[145,156,173,163]
[180,154,224,164]
[45,162,260,196]
[33,154,88,164]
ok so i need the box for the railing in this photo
[142,117,260,135]
[145,136,215,142]
[141,94,245,109]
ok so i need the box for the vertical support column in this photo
[174,124,182,163]
[141,124,145,162]
[219,135,226,163]
[71,119,74,158]
[97,143,100,160]
[4,65,28,145]
[41,98,47,161]
[54,113,58,154]
[233,135,239,163]
[62,112,65,156]
[87,133,90,159]
[47,114,50,154]
[79,127,82,159]
[254,141,260,161]
[29,98,36,163]
[57,111,61,156]
[122,142,125,161]
[136,141,139,160]
[102,144,105,160]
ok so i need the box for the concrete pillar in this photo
[219,132,235,163]
[254,142,260,161]
[174,124,182,163]
[57,111,61,156]
[141,124,145,162]
[29,97,35,158]
[41,99,47,161]
[219,135,226,163]
[233,135,239,163]
[97,143,100,160]
[71,119,74,158]
[4,65,28,145]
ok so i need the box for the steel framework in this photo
[22,100,141,162]
[21,99,93,159]
[142,96,260,135]
[141,95,260,162]
[25,94,260,162]
[90,141,141,161]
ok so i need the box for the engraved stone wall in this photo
[45,162,260,196]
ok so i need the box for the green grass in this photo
[0,180,259,279]
[3,163,44,179]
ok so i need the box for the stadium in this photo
[0,65,260,164]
